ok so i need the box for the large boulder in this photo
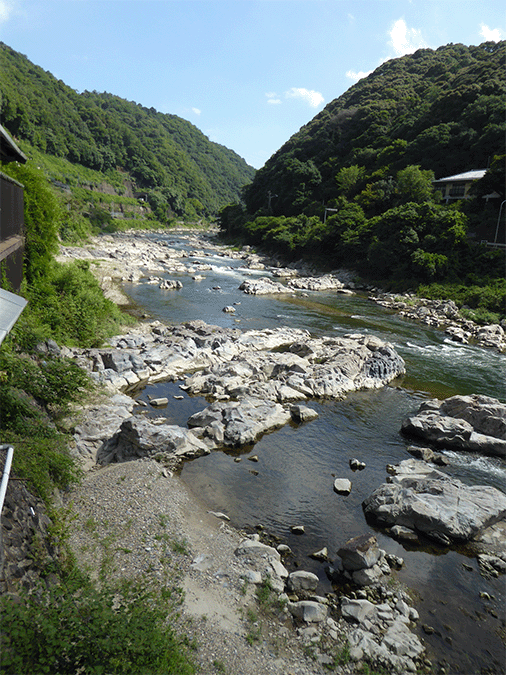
[98,416,210,464]
[402,395,506,457]
[187,397,291,446]
[363,459,506,544]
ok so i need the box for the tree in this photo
[395,165,435,205]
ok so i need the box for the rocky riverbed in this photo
[43,228,506,673]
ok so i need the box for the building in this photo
[432,169,490,203]
[1,125,27,292]
[0,125,28,344]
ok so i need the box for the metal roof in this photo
[0,125,27,164]
[0,288,27,345]
[433,169,487,183]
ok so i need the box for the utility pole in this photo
[267,191,277,213]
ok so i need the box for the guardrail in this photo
[0,445,14,515]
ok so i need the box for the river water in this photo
[123,231,506,674]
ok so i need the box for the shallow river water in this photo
[124,231,506,674]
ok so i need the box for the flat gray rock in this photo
[98,416,210,464]
[402,395,506,458]
[363,458,506,543]
[187,397,291,446]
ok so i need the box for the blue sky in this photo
[0,1,504,169]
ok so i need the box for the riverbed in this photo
[122,229,506,674]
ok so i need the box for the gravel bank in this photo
[65,458,353,675]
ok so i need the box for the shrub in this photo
[0,576,195,675]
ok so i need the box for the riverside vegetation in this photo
[0,160,197,673]
[220,41,506,324]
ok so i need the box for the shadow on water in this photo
[125,232,506,674]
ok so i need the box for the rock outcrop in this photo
[362,458,506,545]
[187,397,291,446]
[401,394,506,458]
[98,416,210,465]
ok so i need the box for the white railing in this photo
[0,445,14,515]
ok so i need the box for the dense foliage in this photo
[0,575,195,675]
[221,42,505,312]
[1,161,128,347]
[0,42,255,218]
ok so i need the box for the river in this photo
[123,230,506,675]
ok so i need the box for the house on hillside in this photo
[432,169,489,203]
[0,125,28,344]
[0,125,27,292]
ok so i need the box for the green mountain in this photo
[0,42,255,218]
[244,41,505,216]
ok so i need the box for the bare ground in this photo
[64,458,354,675]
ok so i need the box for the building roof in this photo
[0,124,27,164]
[433,169,486,183]
[0,288,27,345]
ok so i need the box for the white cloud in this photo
[192,107,201,116]
[388,18,427,57]
[265,92,281,105]
[479,23,503,42]
[346,69,373,83]
[0,0,13,24]
[285,87,324,108]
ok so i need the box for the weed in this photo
[158,513,170,528]
[170,537,190,555]
[245,627,261,646]
[213,660,227,673]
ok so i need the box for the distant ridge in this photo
[0,42,255,217]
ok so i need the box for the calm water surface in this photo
[125,232,506,674]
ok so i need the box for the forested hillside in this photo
[0,42,255,218]
[220,41,505,314]
[243,41,505,216]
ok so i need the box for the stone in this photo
[406,445,435,462]
[159,279,183,290]
[235,537,281,562]
[341,597,376,623]
[149,397,168,407]
[309,547,328,561]
[382,618,424,659]
[240,570,263,584]
[337,534,381,571]
[287,600,328,623]
[363,458,506,543]
[290,404,319,423]
[239,277,288,295]
[352,564,383,586]
[287,570,319,592]
[222,305,236,313]
[390,525,420,543]
[349,458,366,471]
[291,525,305,535]
[333,479,352,495]
[187,397,291,446]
